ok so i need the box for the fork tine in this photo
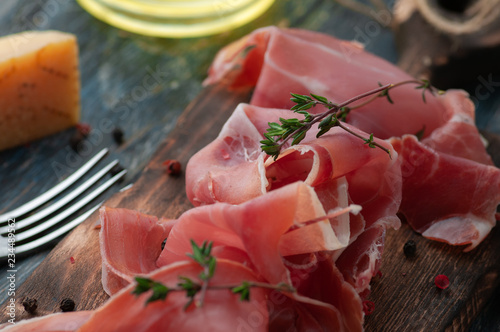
[13,169,127,241]
[8,203,101,259]
[0,160,120,234]
[0,148,109,223]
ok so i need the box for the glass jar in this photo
[77,0,276,38]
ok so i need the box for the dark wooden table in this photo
[1,0,499,330]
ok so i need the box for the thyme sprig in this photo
[132,240,295,309]
[260,79,442,160]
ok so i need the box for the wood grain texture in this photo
[2,80,500,330]
[1,0,500,330]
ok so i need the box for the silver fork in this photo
[0,148,127,260]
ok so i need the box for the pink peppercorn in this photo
[434,274,450,289]
[362,300,375,315]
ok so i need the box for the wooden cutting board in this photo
[2,82,500,331]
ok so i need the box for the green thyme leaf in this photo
[290,93,312,101]
[291,131,306,145]
[378,82,393,104]
[232,281,251,302]
[319,114,334,128]
[132,277,170,305]
[240,44,256,58]
[310,93,328,104]
[317,127,330,138]
[363,133,376,148]
[415,79,431,103]
[414,125,426,141]
[132,277,154,296]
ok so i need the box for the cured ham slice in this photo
[160,182,365,331]
[282,251,364,332]
[393,135,500,251]
[78,260,269,332]
[0,311,92,331]
[186,103,401,230]
[204,26,446,140]
[100,182,354,290]
[185,102,400,303]
[202,26,499,250]
[420,89,494,165]
[97,182,366,330]
[99,207,176,295]
[335,223,385,296]
[160,182,356,282]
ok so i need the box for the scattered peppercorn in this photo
[161,238,167,250]
[69,256,76,264]
[112,127,125,145]
[163,159,182,176]
[60,298,75,312]
[403,240,417,258]
[22,297,38,314]
[434,274,450,289]
[76,123,92,137]
[362,300,375,315]
[69,132,84,153]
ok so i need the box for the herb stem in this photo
[261,79,440,160]
[337,83,393,108]
[336,122,391,157]
[272,83,393,153]
[213,281,295,293]
[197,266,210,307]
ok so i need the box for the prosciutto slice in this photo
[204,26,446,140]
[97,182,366,331]
[202,26,499,250]
[186,103,401,229]
[100,207,176,295]
[185,102,401,302]
[79,260,269,332]
[393,135,500,251]
[160,182,356,281]
[159,182,365,331]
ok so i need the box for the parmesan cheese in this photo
[0,30,80,151]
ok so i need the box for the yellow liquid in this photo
[77,0,276,38]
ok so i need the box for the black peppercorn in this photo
[403,240,417,258]
[112,127,125,145]
[22,297,37,314]
[60,298,75,312]
[69,132,84,153]
[163,159,182,176]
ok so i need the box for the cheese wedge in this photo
[0,30,80,151]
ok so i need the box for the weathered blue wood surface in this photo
[0,0,499,330]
